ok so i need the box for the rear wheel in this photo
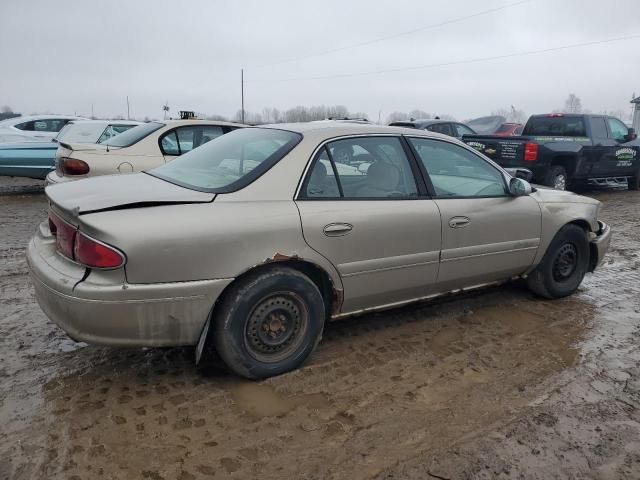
[208,266,325,379]
[544,165,568,190]
[526,224,590,299]
[628,168,640,191]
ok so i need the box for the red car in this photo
[494,123,524,136]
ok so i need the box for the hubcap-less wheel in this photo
[554,174,567,190]
[245,292,309,363]
[552,243,577,281]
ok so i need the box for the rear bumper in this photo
[27,223,233,346]
[589,221,612,271]
[45,171,75,186]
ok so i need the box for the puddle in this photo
[229,383,330,418]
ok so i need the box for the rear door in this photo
[407,136,541,290]
[296,135,441,313]
[588,116,615,177]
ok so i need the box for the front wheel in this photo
[209,266,325,379]
[526,224,590,299]
[544,165,568,190]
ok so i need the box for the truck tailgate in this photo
[462,135,528,166]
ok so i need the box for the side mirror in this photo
[625,128,637,142]
[504,167,533,182]
[509,177,532,197]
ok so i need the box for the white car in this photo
[55,120,143,144]
[0,115,85,141]
[46,120,244,184]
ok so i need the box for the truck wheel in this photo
[526,224,589,299]
[628,169,640,191]
[210,266,325,379]
[544,165,568,190]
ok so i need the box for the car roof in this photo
[0,114,86,125]
[389,119,458,128]
[255,122,455,142]
[67,119,143,127]
[159,119,246,127]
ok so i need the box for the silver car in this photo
[28,123,612,379]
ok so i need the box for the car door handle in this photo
[323,223,353,236]
[448,216,470,228]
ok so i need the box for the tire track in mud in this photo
[1,185,640,479]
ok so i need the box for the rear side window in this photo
[103,122,164,147]
[455,123,475,136]
[523,117,586,137]
[302,137,418,199]
[160,125,226,155]
[96,124,137,143]
[15,119,69,132]
[590,118,608,139]
[426,123,453,136]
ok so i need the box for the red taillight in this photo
[49,212,76,259]
[61,157,90,175]
[524,142,538,162]
[48,212,124,268]
[547,113,564,117]
[74,232,124,268]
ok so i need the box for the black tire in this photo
[628,169,640,191]
[209,266,325,379]
[544,165,568,190]
[526,224,590,299]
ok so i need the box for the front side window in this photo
[150,128,301,192]
[302,137,418,199]
[607,118,629,142]
[409,138,507,198]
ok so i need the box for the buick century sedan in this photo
[28,123,611,379]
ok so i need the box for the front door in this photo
[407,136,541,291]
[296,136,442,313]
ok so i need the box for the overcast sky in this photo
[1,0,638,122]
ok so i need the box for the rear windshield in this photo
[102,122,164,147]
[148,128,302,193]
[523,117,586,137]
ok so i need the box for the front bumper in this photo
[589,221,612,271]
[27,223,233,346]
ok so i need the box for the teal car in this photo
[0,120,141,179]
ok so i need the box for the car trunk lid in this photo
[45,172,214,216]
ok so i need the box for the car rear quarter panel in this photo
[78,200,343,294]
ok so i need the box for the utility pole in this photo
[126,96,130,120]
[241,68,245,124]
[91,104,94,119]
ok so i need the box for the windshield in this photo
[102,122,164,147]
[149,128,302,192]
[523,117,586,137]
[56,122,105,143]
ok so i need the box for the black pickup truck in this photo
[461,113,639,190]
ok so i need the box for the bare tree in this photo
[409,109,431,120]
[563,94,583,114]
[1,105,12,114]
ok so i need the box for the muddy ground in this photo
[1,178,639,480]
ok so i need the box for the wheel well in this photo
[208,259,339,327]
[551,156,577,176]
[567,220,598,272]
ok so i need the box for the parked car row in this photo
[0,120,142,179]
[29,121,612,379]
